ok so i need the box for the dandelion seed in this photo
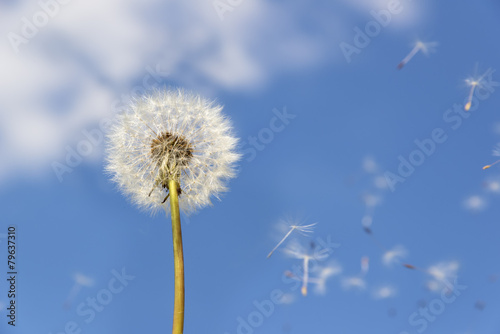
[426,261,460,293]
[284,241,314,296]
[63,273,94,309]
[341,276,366,291]
[361,256,370,275]
[267,221,317,258]
[463,195,486,211]
[301,257,310,296]
[464,68,495,111]
[372,285,397,300]
[311,262,342,295]
[382,245,407,267]
[362,224,388,253]
[475,300,486,311]
[483,143,500,169]
[397,40,438,70]
[362,156,378,174]
[106,88,240,334]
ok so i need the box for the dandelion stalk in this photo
[168,178,185,334]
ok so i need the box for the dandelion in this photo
[464,67,495,111]
[106,88,240,334]
[397,40,438,70]
[267,220,317,258]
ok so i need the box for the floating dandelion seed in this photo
[483,143,500,170]
[64,273,94,309]
[267,221,317,258]
[397,40,438,70]
[284,240,329,296]
[285,262,341,296]
[361,256,370,275]
[403,260,460,293]
[341,276,366,291]
[463,195,486,211]
[372,285,397,300]
[475,300,486,311]
[464,67,495,111]
[285,242,314,296]
[311,262,342,295]
[426,261,460,293]
[106,88,240,334]
[382,245,408,267]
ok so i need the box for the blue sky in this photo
[1,1,500,333]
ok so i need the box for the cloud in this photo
[0,0,426,183]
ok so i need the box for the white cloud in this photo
[0,0,426,183]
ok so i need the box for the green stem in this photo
[168,179,184,334]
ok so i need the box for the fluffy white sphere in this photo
[106,88,240,214]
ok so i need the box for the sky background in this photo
[1,0,500,333]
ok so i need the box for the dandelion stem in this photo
[168,178,185,334]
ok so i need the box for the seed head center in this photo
[151,131,193,171]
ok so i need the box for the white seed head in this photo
[105,88,240,214]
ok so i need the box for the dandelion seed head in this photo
[105,88,240,214]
